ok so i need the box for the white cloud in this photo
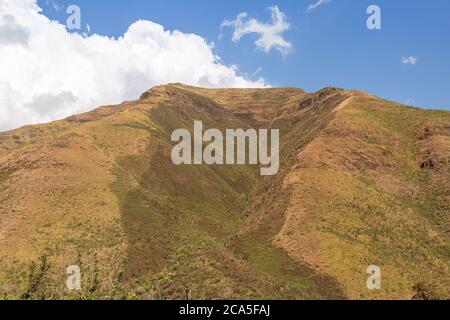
[44,0,61,12]
[221,6,292,56]
[306,0,330,13]
[405,99,416,106]
[0,14,29,46]
[402,56,418,65]
[252,67,263,77]
[0,0,267,131]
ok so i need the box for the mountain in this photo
[0,84,448,300]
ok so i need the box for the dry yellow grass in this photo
[0,84,448,299]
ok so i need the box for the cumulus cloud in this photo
[221,6,292,56]
[0,14,30,45]
[0,0,266,131]
[306,0,330,13]
[402,56,418,65]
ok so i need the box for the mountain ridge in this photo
[0,84,448,300]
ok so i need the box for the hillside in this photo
[0,84,448,300]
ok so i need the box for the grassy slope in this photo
[273,92,450,299]
[0,84,448,299]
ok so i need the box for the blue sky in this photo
[36,0,450,110]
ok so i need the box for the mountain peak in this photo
[0,85,449,300]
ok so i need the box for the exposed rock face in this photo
[419,123,450,170]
